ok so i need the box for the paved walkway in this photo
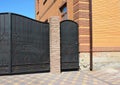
[0,68,120,85]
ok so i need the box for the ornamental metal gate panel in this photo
[60,20,79,71]
[0,13,50,74]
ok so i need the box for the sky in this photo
[0,0,35,19]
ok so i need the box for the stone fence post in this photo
[49,16,61,74]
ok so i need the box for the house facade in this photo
[36,0,120,69]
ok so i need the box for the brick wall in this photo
[92,0,120,51]
[73,0,90,52]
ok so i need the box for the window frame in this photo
[59,3,67,20]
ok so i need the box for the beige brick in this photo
[49,16,61,74]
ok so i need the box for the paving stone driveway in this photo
[0,68,120,85]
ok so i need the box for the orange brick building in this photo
[36,0,120,69]
[36,0,91,52]
[36,0,120,53]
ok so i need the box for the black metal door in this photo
[60,20,79,71]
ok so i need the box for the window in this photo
[60,3,67,20]
[43,0,47,5]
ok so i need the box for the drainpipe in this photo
[89,0,93,71]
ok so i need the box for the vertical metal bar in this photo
[89,0,93,71]
[8,13,12,73]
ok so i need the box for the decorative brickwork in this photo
[73,0,90,52]
[74,11,89,20]
[79,28,90,35]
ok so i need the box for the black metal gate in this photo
[60,20,79,71]
[0,13,79,75]
[0,13,50,74]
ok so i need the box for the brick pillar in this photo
[73,0,90,52]
[49,16,61,74]
[73,0,91,70]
